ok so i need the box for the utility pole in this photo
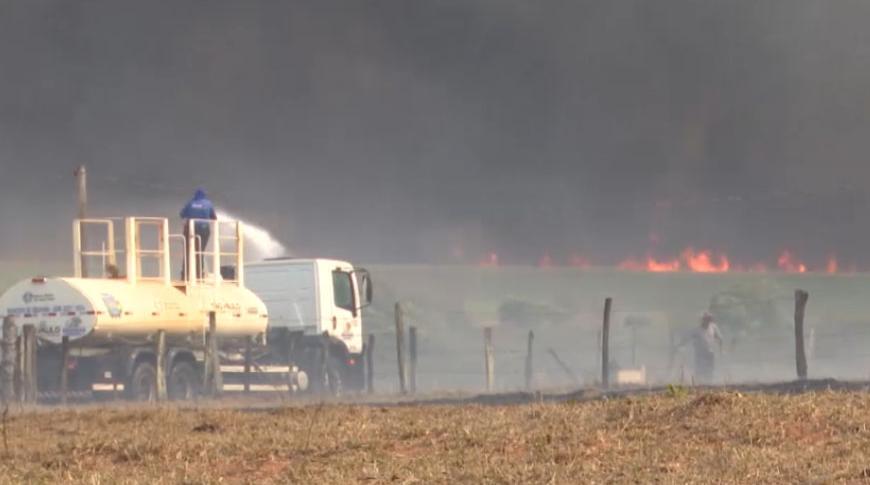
[75,165,88,277]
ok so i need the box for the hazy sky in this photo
[2,2,870,266]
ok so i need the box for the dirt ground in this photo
[0,390,869,484]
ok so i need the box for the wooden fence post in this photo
[60,336,69,404]
[22,324,37,403]
[243,336,252,394]
[524,330,534,391]
[394,303,407,394]
[483,327,494,392]
[365,334,375,394]
[320,331,330,391]
[14,333,22,401]
[211,313,222,396]
[601,297,612,389]
[409,326,418,394]
[155,330,167,401]
[794,290,809,380]
[203,326,212,393]
[28,325,37,403]
[204,311,221,397]
[1,317,16,403]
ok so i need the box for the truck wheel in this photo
[128,361,157,402]
[168,361,200,400]
[288,366,309,393]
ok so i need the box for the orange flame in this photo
[777,250,806,273]
[618,255,682,273]
[619,248,728,273]
[681,248,730,273]
[472,247,853,273]
[646,255,681,272]
[617,255,681,272]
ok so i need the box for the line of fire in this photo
[477,248,851,274]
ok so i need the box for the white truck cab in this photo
[245,258,372,389]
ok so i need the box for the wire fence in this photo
[363,300,870,395]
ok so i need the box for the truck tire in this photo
[128,361,156,402]
[168,361,200,400]
[288,366,309,393]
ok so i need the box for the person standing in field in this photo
[678,311,723,384]
[180,188,217,280]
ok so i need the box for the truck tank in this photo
[0,217,268,347]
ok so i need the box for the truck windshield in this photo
[332,270,355,312]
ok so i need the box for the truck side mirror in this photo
[365,275,373,304]
[355,268,373,308]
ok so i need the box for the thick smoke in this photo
[2,2,870,266]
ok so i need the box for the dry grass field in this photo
[1,390,870,484]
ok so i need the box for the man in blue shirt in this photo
[180,188,217,280]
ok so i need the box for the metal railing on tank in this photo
[183,218,244,288]
[129,217,171,285]
[73,218,123,279]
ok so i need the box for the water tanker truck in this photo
[0,216,372,400]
